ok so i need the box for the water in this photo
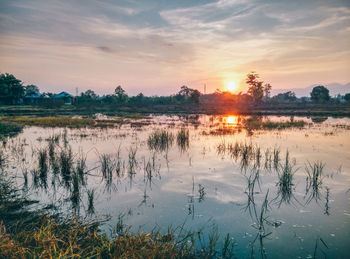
[2,114,350,258]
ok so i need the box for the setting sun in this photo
[225,81,237,93]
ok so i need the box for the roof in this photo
[53,91,73,98]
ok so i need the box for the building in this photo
[53,91,74,104]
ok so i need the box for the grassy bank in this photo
[0,121,23,140]
[0,172,235,258]
[0,116,95,128]
[243,117,307,130]
[1,103,350,117]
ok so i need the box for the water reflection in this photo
[1,114,349,258]
[224,115,239,126]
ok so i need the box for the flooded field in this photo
[1,114,350,258]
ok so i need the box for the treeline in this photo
[1,72,349,108]
[75,85,200,107]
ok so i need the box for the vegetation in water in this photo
[0,171,236,258]
[0,121,23,140]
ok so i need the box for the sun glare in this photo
[225,115,238,125]
[225,81,237,93]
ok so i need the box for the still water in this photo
[2,115,350,258]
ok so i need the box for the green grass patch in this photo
[0,172,236,258]
[0,121,23,140]
[243,117,307,130]
[0,116,95,128]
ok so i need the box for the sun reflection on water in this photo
[224,115,239,126]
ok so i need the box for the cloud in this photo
[0,0,349,94]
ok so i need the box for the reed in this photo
[87,189,95,215]
[276,151,296,205]
[273,147,280,171]
[70,171,80,211]
[305,161,325,203]
[128,146,138,175]
[177,128,189,152]
[59,147,73,186]
[147,130,174,151]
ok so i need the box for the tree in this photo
[82,90,97,99]
[344,93,350,102]
[0,73,25,104]
[310,85,330,102]
[114,85,128,103]
[246,72,264,103]
[178,85,201,103]
[25,84,40,96]
[190,89,201,103]
[264,83,272,99]
[272,91,296,102]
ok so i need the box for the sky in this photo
[0,0,350,96]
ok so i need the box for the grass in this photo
[275,151,296,206]
[177,128,190,152]
[305,161,325,204]
[0,121,23,140]
[148,129,174,151]
[0,116,95,128]
[0,171,236,258]
[59,147,73,186]
[0,149,6,169]
[243,116,307,130]
[38,148,48,187]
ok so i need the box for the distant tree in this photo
[310,85,330,102]
[178,85,201,103]
[114,85,128,103]
[272,91,296,102]
[25,84,40,96]
[0,73,25,104]
[82,90,97,99]
[178,85,191,96]
[344,93,350,102]
[75,89,98,105]
[102,94,117,104]
[264,83,272,99]
[190,89,201,103]
[246,72,264,103]
[135,93,144,102]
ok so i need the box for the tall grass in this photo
[87,189,95,215]
[0,121,23,140]
[0,116,95,128]
[147,130,174,151]
[70,171,81,211]
[0,170,238,258]
[128,146,138,175]
[273,148,280,171]
[305,161,325,204]
[275,151,296,206]
[38,149,48,188]
[59,147,73,186]
[0,148,6,170]
[177,128,189,152]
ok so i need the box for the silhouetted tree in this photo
[272,91,296,102]
[114,85,128,103]
[25,84,40,96]
[0,73,25,104]
[178,85,201,103]
[246,72,264,103]
[264,83,272,99]
[344,93,350,102]
[310,85,330,102]
[83,90,97,99]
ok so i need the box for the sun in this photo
[225,81,237,93]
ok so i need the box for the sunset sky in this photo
[0,0,349,96]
